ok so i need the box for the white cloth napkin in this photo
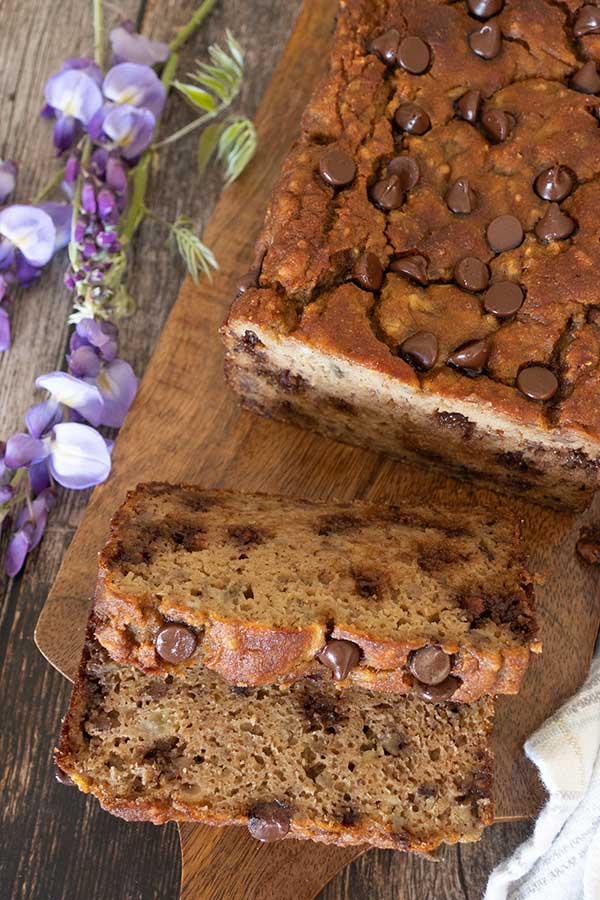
[485,651,600,900]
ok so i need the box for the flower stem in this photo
[32,166,66,204]
[170,0,218,52]
[93,0,104,68]
[151,108,216,150]
[69,138,92,271]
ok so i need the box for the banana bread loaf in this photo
[222,0,600,510]
[56,635,495,851]
[93,483,538,702]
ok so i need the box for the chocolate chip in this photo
[467,0,504,19]
[319,148,356,188]
[447,339,490,375]
[454,256,489,292]
[517,365,558,400]
[394,103,431,134]
[390,254,428,285]
[370,174,404,210]
[247,801,292,842]
[481,109,512,143]
[483,281,524,318]
[412,675,460,702]
[388,156,420,190]
[487,214,523,252]
[316,639,361,681]
[400,331,438,371]
[534,203,575,243]
[55,765,75,786]
[352,252,384,291]
[469,19,502,59]
[576,526,600,564]
[369,28,401,64]
[408,646,452,685]
[455,89,482,123]
[397,36,431,74]
[574,5,600,37]
[571,60,600,94]
[534,165,576,202]
[155,624,197,664]
[446,177,476,214]
[236,268,260,296]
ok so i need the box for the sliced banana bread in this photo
[94,483,539,702]
[56,635,495,851]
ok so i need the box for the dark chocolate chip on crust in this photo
[467,0,504,19]
[454,257,489,292]
[412,675,461,702]
[534,165,576,202]
[483,281,523,318]
[155,624,197,664]
[318,148,356,188]
[455,89,481,123]
[247,801,292,842]
[574,5,600,38]
[517,365,559,400]
[481,109,512,143]
[446,177,476,214]
[369,28,401,65]
[236,268,261,296]
[571,60,600,94]
[316,639,361,681]
[400,331,438,371]
[390,254,428,285]
[394,103,431,134]
[409,646,453,685]
[397,36,431,74]
[487,215,523,252]
[534,203,575,243]
[388,156,420,191]
[352,252,384,292]
[447,339,490,376]
[370,175,404,210]
[469,19,502,59]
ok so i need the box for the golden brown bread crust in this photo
[223,0,600,510]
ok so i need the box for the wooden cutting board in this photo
[35,1,600,897]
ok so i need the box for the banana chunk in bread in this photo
[94,483,539,701]
[56,637,495,851]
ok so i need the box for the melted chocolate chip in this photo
[534,165,576,202]
[318,148,356,188]
[236,268,260,296]
[483,281,524,318]
[467,0,504,19]
[469,19,502,59]
[369,28,401,65]
[446,177,476,214]
[487,214,523,252]
[247,801,292,842]
[408,646,452,685]
[316,639,361,681]
[155,624,197,664]
[454,256,489,292]
[517,365,558,400]
[370,174,404,210]
[390,254,428,285]
[388,156,420,190]
[481,109,512,143]
[574,5,600,38]
[412,675,461,702]
[447,339,490,375]
[576,526,600,565]
[352,252,384,291]
[400,331,438,371]
[571,60,600,94]
[394,103,431,134]
[534,203,575,243]
[455,89,482,123]
[397,36,431,74]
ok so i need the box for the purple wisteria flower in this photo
[6,488,57,578]
[36,372,104,426]
[90,104,156,161]
[0,161,17,204]
[103,62,166,118]
[0,205,56,269]
[38,202,72,251]
[44,60,103,153]
[110,23,169,67]
[4,421,111,490]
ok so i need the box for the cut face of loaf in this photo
[94,483,539,702]
[56,638,495,852]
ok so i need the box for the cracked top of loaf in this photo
[228,0,600,446]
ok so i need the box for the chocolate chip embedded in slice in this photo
[570,60,600,94]
[573,5,600,38]
[454,256,489,292]
[247,801,292,842]
[487,214,523,252]
[236,268,260,296]
[369,174,404,210]
[516,365,559,401]
[318,148,356,188]
[576,526,600,565]
[397,36,431,74]
[352,252,384,292]
[480,109,513,143]
[455,89,482,123]
[155,624,197,664]
[412,675,461,702]
[400,331,438,371]
[447,339,490,375]
[534,165,576,202]
[408,646,452,685]
[469,19,502,59]
[534,203,575,243]
[394,102,431,134]
[369,28,401,65]
[316,639,361,681]
[387,156,420,191]
[483,281,524,318]
[467,0,505,19]
[446,177,477,214]
[390,254,428,285]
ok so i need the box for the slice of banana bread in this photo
[93,483,539,702]
[56,636,495,851]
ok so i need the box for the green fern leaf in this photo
[218,116,257,185]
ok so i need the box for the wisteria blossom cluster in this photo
[1,4,257,577]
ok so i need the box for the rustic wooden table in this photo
[0,1,531,897]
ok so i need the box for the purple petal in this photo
[0,160,17,204]
[96,358,138,427]
[89,148,109,177]
[45,69,103,124]
[53,115,77,153]
[101,104,155,160]
[48,422,111,489]
[17,488,57,549]
[64,155,80,183]
[4,433,48,469]
[110,25,169,66]
[6,527,32,577]
[36,371,104,427]
[97,188,118,224]
[81,180,97,215]
[14,256,43,288]
[38,202,72,251]
[0,484,13,504]
[0,305,10,352]
[75,317,118,360]
[105,156,128,193]
[25,397,62,439]
[58,57,103,86]
[29,460,51,496]
[103,62,166,118]
[0,205,56,267]
[68,344,101,378]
